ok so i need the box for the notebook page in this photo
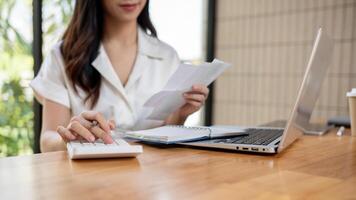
[126,126,211,143]
[209,126,247,138]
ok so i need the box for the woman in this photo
[31,0,209,152]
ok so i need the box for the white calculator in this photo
[67,138,143,159]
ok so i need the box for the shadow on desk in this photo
[68,156,141,173]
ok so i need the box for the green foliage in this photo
[0,0,32,56]
[0,79,34,156]
[0,0,31,156]
[0,0,74,157]
[42,0,74,51]
[0,0,34,157]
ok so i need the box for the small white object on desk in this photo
[347,88,356,137]
[67,138,142,159]
[336,126,345,136]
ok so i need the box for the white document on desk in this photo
[141,59,230,121]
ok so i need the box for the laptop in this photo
[181,28,334,154]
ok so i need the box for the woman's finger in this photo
[69,131,86,141]
[192,85,209,95]
[70,115,114,143]
[185,87,209,99]
[186,100,202,107]
[183,93,206,102]
[80,111,111,133]
[184,91,207,98]
[68,121,95,142]
[70,116,92,129]
[57,126,76,142]
[108,120,116,130]
[57,126,68,142]
[90,125,114,144]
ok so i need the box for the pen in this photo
[90,120,99,143]
[336,126,345,136]
[109,105,115,135]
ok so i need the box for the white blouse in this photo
[30,28,180,130]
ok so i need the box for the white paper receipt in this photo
[140,59,231,121]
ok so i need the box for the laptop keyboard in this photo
[214,128,284,145]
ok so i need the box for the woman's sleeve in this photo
[168,47,181,77]
[30,47,70,108]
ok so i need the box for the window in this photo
[42,0,73,55]
[150,0,208,126]
[0,0,34,156]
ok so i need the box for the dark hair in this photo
[61,0,156,108]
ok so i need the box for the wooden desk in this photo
[0,129,355,200]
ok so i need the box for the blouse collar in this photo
[91,26,163,110]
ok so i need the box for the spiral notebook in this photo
[125,125,246,144]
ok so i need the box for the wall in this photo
[214,0,356,125]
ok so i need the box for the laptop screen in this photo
[278,28,334,152]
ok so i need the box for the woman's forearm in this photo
[164,111,187,125]
[40,130,66,152]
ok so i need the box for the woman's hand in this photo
[56,111,115,144]
[179,84,209,117]
[165,84,209,125]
